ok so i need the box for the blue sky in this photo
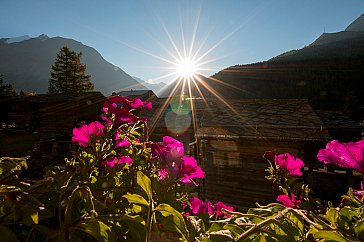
[1,0,364,84]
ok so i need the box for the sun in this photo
[176,58,198,79]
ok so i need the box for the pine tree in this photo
[48,46,94,94]
[0,75,17,97]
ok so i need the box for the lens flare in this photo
[177,58,197,79]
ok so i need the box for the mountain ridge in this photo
[0,35,146,95]
[187,13,364,120]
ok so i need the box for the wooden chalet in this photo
[0,92,106,156]
[113,89,156,101]
[193,99,332,210]
[315,110,362,142]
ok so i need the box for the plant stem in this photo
[236,208,292,241]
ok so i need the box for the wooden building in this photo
[194,99,332,211]
[0,92,106,156]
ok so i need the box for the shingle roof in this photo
[196,99,331,141]
[114,90,154,97]
[315,110,362,129]
[145,98,331,141]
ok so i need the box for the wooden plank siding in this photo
[200,138,309,211]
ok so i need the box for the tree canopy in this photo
[48,46,93,94]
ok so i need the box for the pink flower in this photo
[115,131,131,148]
[151,136,185,161]
[275,153,304,176]
[317,140,364,174]
[108,96,152,110]
[71,121,104,147]
[214,201,234,218]
[277,193,301,208]
[158,169,168,180]
[178,156,205,183]
[185,197,214,216]
[103,101,139,124]
[104,156,133,168]
[353,189,364,201]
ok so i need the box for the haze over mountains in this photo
[0,35,146,95]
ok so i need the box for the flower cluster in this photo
[102,95,152,125]
[71,96,204,185]
[265,151,305,176]
[183,197,234,219]
[152,136,204,184]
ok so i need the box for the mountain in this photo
[184,13,364,120]
[346,13,364,31]
[0,34,146,95]
[132,76,167,96]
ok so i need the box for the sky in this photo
[1,0,364,84]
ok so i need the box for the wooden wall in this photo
[201,138,307,211]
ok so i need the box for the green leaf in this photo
[313,230,347,242]
[31,211,39,224]
[136,171,152,200]
[118,214,146,226]
[123,193,149,207]
[209,222,224,232]
[209,230,234,242]
[72,220,117,242]
[326,208,339,227]
[0,225,18,242]
[155,203,188,240]
[223,224,245,238]
[354,220,364,240]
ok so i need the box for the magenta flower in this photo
[158,169,168,181]
[179,156,205,183]
[277,193,301,208]
[317,140,364,174]
[115,131,131,148]
[104,156,133,168]
[185,197,214,216]
[151,136,185,161]
[103,101,140,124]
[71,121,104,147]
[214,201,234,218]
[275,153,304,176]
[108,96,152,111]
[353,189,364,201]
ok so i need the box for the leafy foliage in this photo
[0,96,363,241]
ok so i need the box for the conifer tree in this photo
[0,75,17,97]
[48,46,93,94]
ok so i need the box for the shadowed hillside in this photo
[0,35,146,95]
[189,14,364,120]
